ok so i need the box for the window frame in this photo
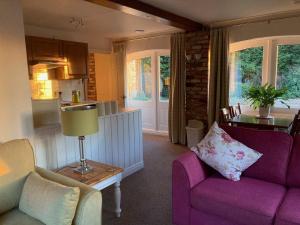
[229,36,300,114]
[126,50,156,103]
[156,50,171,103]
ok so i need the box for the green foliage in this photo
[277,45,300,99]
[244,84,289,109]
[238,47,263,87]
[160,56,170,99]
[160,56,170,79]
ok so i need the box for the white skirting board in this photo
[32,109,144,178]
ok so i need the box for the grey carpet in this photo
[102,134,187,225]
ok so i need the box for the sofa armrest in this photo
[172,152,209,225]
[35,167,102,225]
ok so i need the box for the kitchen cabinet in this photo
[27,36,62,59]
[63,41,88,79]
[25,36,89,80]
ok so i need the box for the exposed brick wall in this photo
[185,31,210,127]
[87,53,97,100]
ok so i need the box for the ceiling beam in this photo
[85,0,206,31]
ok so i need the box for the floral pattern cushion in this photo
[191,122,263,181]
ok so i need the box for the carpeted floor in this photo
[102,133,187,225]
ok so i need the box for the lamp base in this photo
[73,165,94,175]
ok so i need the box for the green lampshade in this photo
[61,105,98,136]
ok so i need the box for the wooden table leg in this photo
[114,181,121,217]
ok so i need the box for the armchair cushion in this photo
[0,139,35,214]
[19,172,80,225]
[35,167,102,225]
[191,175,286,225]
[275,188,300,225]
[0,209,45,225]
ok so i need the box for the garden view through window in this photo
[159,55,170,101]
[229,47,263,105]
[229,38,300,109]
[127,56,152,101]
[275,44,300,108]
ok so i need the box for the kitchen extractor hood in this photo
[29,57,67,71]
[28,57,86,80]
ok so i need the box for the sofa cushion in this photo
[275,188,300,225]
[192,122,262,181]
[287,135,300,188]
[0,208,45,225]
[190,208,245,225]
[191,175,286,225]
[0,139,35,214]
[221,125,293,185]
[19,172,80,225]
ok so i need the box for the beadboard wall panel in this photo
[33,110,144,178]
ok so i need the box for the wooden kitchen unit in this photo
[25,36,88,79]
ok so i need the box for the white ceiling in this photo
[21,0,179,39]
[141,0,300,24]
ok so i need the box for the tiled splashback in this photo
[30,79,84,101]
[57,80,84,102]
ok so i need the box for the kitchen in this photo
[26,35,143,177]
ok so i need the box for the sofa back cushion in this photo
[0,139,35,214]
[287,135,300,187]
[221,126,293,185]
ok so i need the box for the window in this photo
[229,37,300,110]
[229,47,263,105]
[159,55,170,101]
[127,56,152,101]
[275,44,300,108]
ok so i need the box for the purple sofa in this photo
[172,126,300,225]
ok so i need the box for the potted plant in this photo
[244,84,289,118]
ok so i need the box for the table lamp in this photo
[61,104,98,174]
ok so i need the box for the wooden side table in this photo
[55,160,123,217]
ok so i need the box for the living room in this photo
[1,0,300,225]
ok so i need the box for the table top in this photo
[229,114,293,129]
[55,160,123,186]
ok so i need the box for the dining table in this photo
[229,113,294,130]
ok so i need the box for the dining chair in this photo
[220,108,232,124]
[229,103,242,118]
[289,113,300,136]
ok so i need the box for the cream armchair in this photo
[0,139,102,225]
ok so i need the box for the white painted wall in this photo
[0,0,34,142]
[24,24,112,53]
[229,16,300,43]
[126,35,170,53]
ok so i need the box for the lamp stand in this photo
[74,136,93,174]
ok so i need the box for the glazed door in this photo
[126,52,156,130]
[126,50,170,134]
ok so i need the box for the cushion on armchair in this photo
[19,172,80,225]
[0,139,35,214]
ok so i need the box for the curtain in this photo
[208,28,230,127]
[169,33,186,144]
[112,42,126,107]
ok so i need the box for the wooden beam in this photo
[85,0,206,31]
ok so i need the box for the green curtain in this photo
[169,33,186,144]
[208,28,230,127]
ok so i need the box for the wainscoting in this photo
[32,109,144,178]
